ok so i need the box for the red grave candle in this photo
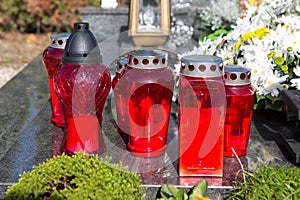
[178,55,226,177]
[112,56,127,89]
[115,50,175,157]
[224,65,255,157]
[42,33,69,127]
[55,22,111,155]
[112,56,129,134]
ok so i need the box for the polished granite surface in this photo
[0,56,298,199]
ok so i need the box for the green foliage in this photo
[0,0,101,33]
[157,180,210,200]
[199,28,230,42]
[228,164,300,200]
[254,93,285,111]
[5,152,145,200]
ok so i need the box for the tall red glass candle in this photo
[224,65,255,157]
[42,33,69,127]
[178,55,226,177]
[55,22,111,155]
[112,56,129,134]
[116,50,175,157]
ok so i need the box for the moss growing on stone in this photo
[5,153,145,200]
[228,164,300,200]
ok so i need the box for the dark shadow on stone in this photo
[252,109,297,141]
[252,109,300,165]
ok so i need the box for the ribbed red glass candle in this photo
[224,65,255,157]
[55,22,111,155]
[178,55,226,177]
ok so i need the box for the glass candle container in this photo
[112,56,129,134]
[55,22,111,155]
[178,55,226,177]
[42,33,69,127]
[116,50,175,157]
[112,56,127,89]
[224,65,255,157]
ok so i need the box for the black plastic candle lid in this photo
[62,22,102,64]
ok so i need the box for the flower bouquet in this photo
[177,0,300,110]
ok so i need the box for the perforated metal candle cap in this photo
[116,56,128,73]
[50,33,70,49]
[180,55,223,77]
[224,65,251,86]
[127,50,168,69]
[62,22,102,64]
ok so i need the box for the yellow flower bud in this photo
[281,65,288,71]
[274,56,285,65]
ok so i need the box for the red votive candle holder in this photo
[112,56,127,89]
[178,55,226,177]
[112,56,129,134]
[42,33,69,127]
[55,22,111,155]
[224,65,255,157]
[116,50,175,157]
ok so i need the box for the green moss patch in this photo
[5,153,145,200]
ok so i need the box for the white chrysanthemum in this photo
[291,78,300,90]
[261,74,289,97]
[293,65,300,77]
[283,31,300,54]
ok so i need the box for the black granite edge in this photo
[0,101,62,183]
[283,90,300,120]
[0,54,50,160]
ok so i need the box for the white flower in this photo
[283,31,300,54]
[293,65,300,77]
[261,74,288,97]
[291,78,300,90]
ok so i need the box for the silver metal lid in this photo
[180,55,223,77]
[224,65,251,86]
[50,33,70,49]
[127,50,168,69]
[116,56,128,73]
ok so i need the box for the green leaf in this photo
[207,34,218,41]
[167,184,180,196]
[160,184,178,199]
[213,29,228,36]
[189,180,208,200]
[175,189,186,200]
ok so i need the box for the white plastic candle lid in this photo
[116,56,128,73]
[50,33,70,49]
[224,65,251,86]
[127,50,168,69]
[180,55,223,77]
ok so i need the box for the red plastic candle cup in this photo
[116,50,175,157]
[178,55,226,177]
[42,33,69,127]
[112,56,129,134]
[224,65,255,157]
[55,22,111,155]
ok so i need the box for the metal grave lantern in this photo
[129,0,170,47]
